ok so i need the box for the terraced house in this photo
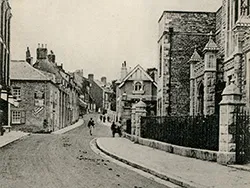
[0,0,12,129]
[10,45,81,132]
[157,0,250,116]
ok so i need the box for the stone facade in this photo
[10,45,81,132]
[0,0,11,127]
[116,63,157,126]
[88,74,112,113]
[158,0,250,116]
[157,11,216,116]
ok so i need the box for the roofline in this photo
[216,6,222,14]
[118,64,157,88]
[10,78,50,82]
[158,10,216,23]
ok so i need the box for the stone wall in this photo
[89,80,103,112]
[10,80,60,132]
[124,134,218,162]
[158,11,216,116]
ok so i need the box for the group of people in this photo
[87,117,122,137]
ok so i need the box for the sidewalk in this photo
[96,137,250,188]
[0,131,30,148]
[52,119,84,134]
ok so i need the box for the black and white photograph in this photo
[0,0,250,187]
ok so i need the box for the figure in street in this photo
[111,121,122,137]
[88,118,95,135]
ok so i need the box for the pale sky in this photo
[10,0,221,81]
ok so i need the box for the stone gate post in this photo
[217,82,245,164]
[131,105,136,135]
[131,100,146,136]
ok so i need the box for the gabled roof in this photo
[203,35,219,52]
[235,15,250,27]
[119,64,157,88]
[10,60,50,81]
[189,48,202,63]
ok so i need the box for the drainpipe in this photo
[168,27,173,116]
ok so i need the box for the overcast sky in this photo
[10,0,221,81]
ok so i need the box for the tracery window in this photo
[240,0,250,16]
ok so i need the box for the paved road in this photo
[0,114,167,188]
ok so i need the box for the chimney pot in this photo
[88,74,94,81]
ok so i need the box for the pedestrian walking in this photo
[88,118,95,135]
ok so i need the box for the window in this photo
[240,0,250,16]
[208,55,214,68]
[11,111,25,124]
[134,82,142,91]
[159,46,162,78]
[12,88,21,100]
[12,111,21,124]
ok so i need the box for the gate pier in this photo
[217,82,245,164]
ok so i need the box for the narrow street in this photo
[0,114,167,188]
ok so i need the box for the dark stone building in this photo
[157,0,250,116]
[0,0,12,128]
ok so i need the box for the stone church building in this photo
[157,0,250,116]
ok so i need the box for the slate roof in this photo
[203,36,219,52]
[119,64,157,88]
[10,60,50,81]
[95,80,113,93]
[189,49,202,63]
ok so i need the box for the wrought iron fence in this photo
[141,114,219,151]
[234,107,250,164]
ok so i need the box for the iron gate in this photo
[235,107,250,164]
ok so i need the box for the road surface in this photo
[0,114,168,188]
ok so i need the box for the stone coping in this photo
[124,133,218,162]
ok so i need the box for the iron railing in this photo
[141,114,219,151]
[234,107,250,164]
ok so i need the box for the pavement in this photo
[0,130,30,148]
[0,119,84,148]
[52,119,84,134]
[95,137,250,188]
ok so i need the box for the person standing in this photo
[111,122,117,137]
[88,118,95,135]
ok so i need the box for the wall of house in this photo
[89,80,103,112]
[10,80,62,132]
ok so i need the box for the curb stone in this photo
[95,138,208,188]
[228,165,250,172]
[90,138,182,188]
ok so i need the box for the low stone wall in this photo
[124,133,218,162]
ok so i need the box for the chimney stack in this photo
[88,74,94,81]
[101,76,107,86]
[37,43,48,60]
[26,47,32,65]
[48,50,56,63]
[75,69,84,77]
[121,61,128,80]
